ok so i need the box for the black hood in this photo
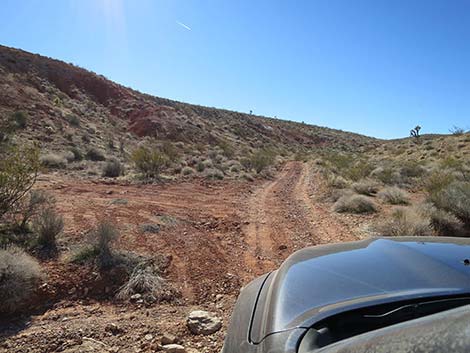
[252,237,470,342]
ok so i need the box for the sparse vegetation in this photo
[116,260,164,301]
[428,181,470,229]
[352,179,379,196]
[250,149,275,174]
[33,207,64,250]
[40,153,67,169]
[181,166,195,176]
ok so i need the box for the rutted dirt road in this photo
[1,162,363,353]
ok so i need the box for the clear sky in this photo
[1,0,470,139]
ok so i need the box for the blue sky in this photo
[1,0,470,139]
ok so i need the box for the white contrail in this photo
[176,21,192,31]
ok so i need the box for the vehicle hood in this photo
[252,237,470,342]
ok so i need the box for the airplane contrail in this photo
[176,21,192,31]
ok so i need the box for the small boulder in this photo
[187,310,222,335]
[162,344,186,353]
[161,333,177,345]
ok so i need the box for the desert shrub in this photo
[14,190,52,231]
[449,126,466,136]
[69,147,83,161]
[161,141,180,163]
[204,168,224,180]
[230,164,241,173]
[370,167,397,185]
[202,159,213,169]
[131,146,168,179]
[326,174,349,189]
[218,140,235,159]
[400,161,426,178]
[0,247,43,314]
[345,160,375,182]
[250,149,275,174]
[102,159,124,178]
[440,156,463,170]
[428,181,470,228]
[352,179,379,196]
[116,260,164,301]
[0,145,40,220]
[420,204,464,236]
[241,173,254,182]
[378,187,410,205]
[333,195,378,214]
[33,207,64,250]
[86,147,106,161]
[424,170,455,195]
[373,207,432,236]
[63,151,76,163]
[12,111,27,129]
[196,161,205,172]
[93,221,119,269]
[40,153,67,169]
[239,157,252,171]
[66,114,80,127]
[181,166,195,176]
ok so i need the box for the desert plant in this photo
[424,170,455,195]
[420,204,464,236]
[378,187,410,205]
[204,168,224,180]
[373,207,432,236]
[33,207,64,250]
[333,195,378,214]
[326,174,350,189]
[161,141,180,163]
[116,260,164,300]
[218,140,235,159]
[86,147,106,161]
[93,221,119,269]
[66,114,80,127]
[181,166,195,176]
[0,145,40,220]
[14,190,52,231]
[196,161,205,172]
[449,126,466,136]
[102,159,124,178]
[0,246,43,314]
[69,147,83,161]
[352,179,379,196]
[410,125,421,139]
[12,111,27,129]
[131,146,168,179]
[40,153,67,169]
[428,181,470,228]
[250,149,275,174]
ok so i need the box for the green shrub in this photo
[333,195,378,214]
[378,187,410,205]
[161,141,180,163]
[86,148,106,161]
[94,221,119,269]
[0,145,40,220]
[196,161,205,172]
[12,111,27,129]
[40,153,67,169]
[0,247,43,314]
[400,161,426,178]
[421,204,464,236]
[69,147,83,161]
[218,140,235,159]
[33,207,64,250]
[424,171,455,195]
[373,207,432,236]
[102,159,124,178]
[131,146,168,179]
[66,114,80,127]
[370,167,397,185]
[326,174,349,189]
[250,149,275,174]
[352,179,379,196]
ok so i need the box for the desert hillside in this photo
[1,46,470,353]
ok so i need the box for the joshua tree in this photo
[410,125,421,139]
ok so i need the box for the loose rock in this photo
[187,310,222,335]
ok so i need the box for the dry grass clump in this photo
[420,204,464,236]
[333,194,378,214]
[204,168,224,180]
[116,260,164,301]
[373,207,432,237]
[40,153,67,169]
[378,187,410,205]
[352,179,380,196]
[0,247,43,314]
[33,207,64,250]
[326,174,350,189]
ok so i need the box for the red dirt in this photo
[0,162,366,353]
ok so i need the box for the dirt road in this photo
[1,162,363,353]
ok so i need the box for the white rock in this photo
[162,344,186,353]
[187,310,222,335]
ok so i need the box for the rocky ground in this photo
[0,162,374,353]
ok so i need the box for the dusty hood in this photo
[252,237,470,342]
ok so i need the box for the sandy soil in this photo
[0,162,369,353]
